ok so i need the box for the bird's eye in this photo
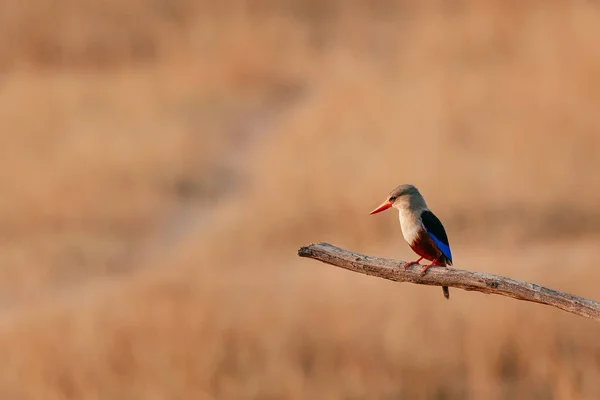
[389,196,396,202]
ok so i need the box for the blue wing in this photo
[428,231,452,263]
[421,210,452,264]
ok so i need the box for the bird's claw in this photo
[420,262,446,277]
[403,261,421,270]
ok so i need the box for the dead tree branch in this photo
[298,242,600,322]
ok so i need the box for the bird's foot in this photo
[420,260,445,277]
[403,257,424,270]
[404,261,420,270]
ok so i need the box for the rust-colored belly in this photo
[409,230,445,265]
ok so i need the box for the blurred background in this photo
[0,0,599,399]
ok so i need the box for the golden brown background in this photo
[1,1,600,399]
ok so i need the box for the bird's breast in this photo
[398,210,422,244]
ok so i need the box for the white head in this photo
[369,184,427,215]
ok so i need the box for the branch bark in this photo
[298,242,600,322]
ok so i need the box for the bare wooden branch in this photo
[298,242,600,322]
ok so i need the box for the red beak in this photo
[370,200,392,215]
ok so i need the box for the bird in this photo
[369,184,453,299]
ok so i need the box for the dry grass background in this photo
[0,0,599,399]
